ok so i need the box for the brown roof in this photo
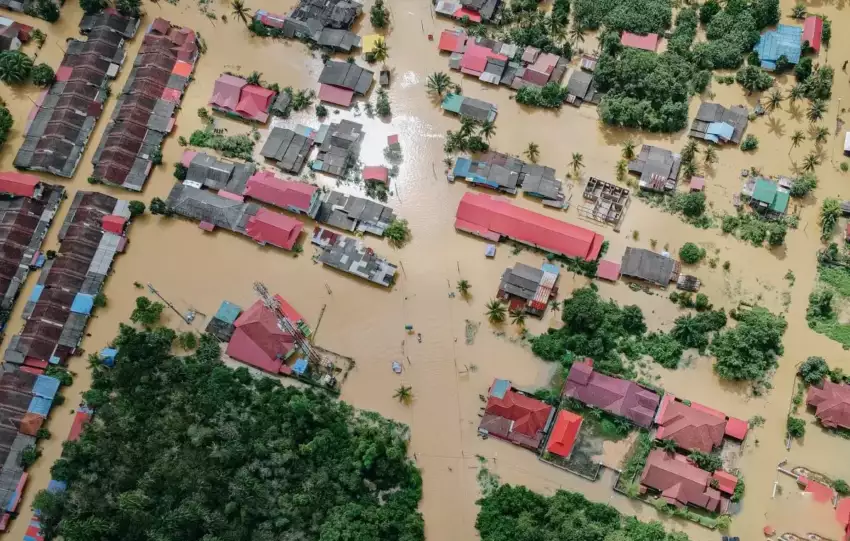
[640,449,725,512]
[563,359,660,427]
[655,397,726,453]
[807,380,850,429]
[19,412,44,436]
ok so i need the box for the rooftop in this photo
[654,395,726,453]
[563,359,660,427]
[640,449,725,512]
[807,380,850,430]
[621,32,659,52]
[620,247,678,286]
[546,410,582,458]
[628,145,682,192]
[260,126,314,174]
[225,295,300,373]
[803,16,823,52]
[318,60,373,95]
[316,190,396,236]
[209,74,276,123]
[689,103,749,144]
[754,24,803,69]
[480,378,553,450]
[243,171,318,215]
[313,227,397,287]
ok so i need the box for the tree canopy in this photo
[573,0,671,34]
[35,326,424,541]
[711,307,786,381]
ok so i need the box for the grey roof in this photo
[79,12,140,38]
[566,70,600,104]
[166,184,259,233]
[620,247,677,286]
[314,120,363,177]
[688,102,749,144]
[628,145,681,192]
[271,91,292,114]
[460,0,499,20]
[318,61,373,95]
[316,231,396,286]
[499,263,543,300]
[458,97,496,122]
[260,127,313,173]
[185,152,256,192]
[317,28,361,52]
[316,191,396,236]
[289,0,362,30]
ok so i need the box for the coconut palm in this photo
[659,438,677,454]
[788,84,805,103]
[802,152,821,172]
[682,159,698,180]
[479,120,496,141]
[372,38,389,63]
[703,146,717,166]
[570,152,584,178]
[790,130,805,153]
[426,71,452,97]
[509,308,526,328]
[621,139,636,161]
[813,126,829,145]
[246,71,262,85]
[524,142,540,163]
[485,299,506,324]
[549,300,561,313]
[230,0,251,26]
[459,116,477,138]
[0,50,33,84]
[393,385,413,405]
[681,139,699,164]
[568,23,585,46]
[807,100,827,123]
[615,159,628,182]
[763,87,784,115]
[790,2,806,18]
[456,279,471,298]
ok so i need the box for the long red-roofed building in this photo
[640,449,728,513]
[807,379,850,429]
[803,16,823,52]
[455,192,604,261]
[479,378,553,450]
[0,172,40,198]
[546,410,582,458]
[242,171,320,216]
[621,32,659,52]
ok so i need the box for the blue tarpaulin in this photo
[48,355,60,365]
[706,122,734,143]
[214,301,242,324]
[32,375,60,400]
[70,293,94,315]
[541,263,561,276]
[292,358,308,375]
[754,24,803,69]
[27,396,52,416]
[46,480,66,493]
[29,284,43,303]
[100,348,118,367]
[491,378,510,399]
[452,157,487,184]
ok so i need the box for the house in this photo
[312,227,397,287]
[803,16,823,52]
[497,262,559,316]
[181,151,256,193]
[807,379,850,430]
[628,145,682,192]
[452,152,563,203]
[0,171,40,198]
[565,70,600,106]
[441,93,497,123]
[580,177,630,225]
[596,260,621,282]
[245,208,303,251]
[579,54,598,72]
[754,24,803,70]
[748,177,790,216]
[242,171,320,217]
[459,0,499,21]
[455,192,603,261]
[165,183,257,234]
[362,165,389,185]
[79,9,140,38]
[437,29,468,53]
[435,0,498,22]
[563,359,661,428]
[479,378,554,450]
[640,449,728,513]
[654,395,727,453]
[620,247,679,287]
[621,32,659,52]
[225,295,304,374]
[260,125,315,174]
[209,74,276,123]
[318,61,373,107]
[688,103,749,145]
[711,470,739,496]
[546,410,583,459]
[90,17,197,191]
[0,17,29,51]
[316,191,396,236]
[312,120,363,177]
[252,0,362,52]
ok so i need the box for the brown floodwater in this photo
[2,0,850,539]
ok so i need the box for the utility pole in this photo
[147,283,192,324]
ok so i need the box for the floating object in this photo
[485,244,496,257]
[392,361,402,374]
[764,526,775,536]
[405,324,414,331]
[428,34,433,41]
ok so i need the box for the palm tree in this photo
[763,87,783,115]
[246,71,262,85]
[0,50,33,84]
[479,120,496,141]
[681,140,699,164]
[230,0,251,26]
[621,139,636,161]
[802,152,821,172]
[456,279,471,298]
[393,385,413,405]
[659,439,677,455]
[485,299,506,324]
[703,146,717,166]
[807,100,827,123]
[524,142,540,163]
[459,116,477,138]
[426,71,452,97]
[372,38,389,63]
[790,2,806,18]
[682,159,698,180]
[813,126,829,145]
[570,152,584,178]
[790,130,805,154]
[615,159,628,182]
[549,300,561,313]
[568,23,585,47]
[509,308,526,328]
[788,84,805,103]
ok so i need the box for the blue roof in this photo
[27,396,52,416]
[453,157,472,178]
[491,378,510,399]
[46,480,67,494]
[29,284,43,303]
[100,347,118,359]
[49,355,60,365]
[754,24,803,67]
[706,121,734,141]
[70,293,94,315]
[214,301,242,324]
[541,262,560,276]
[292,358,308,375]
[32,375,60,400]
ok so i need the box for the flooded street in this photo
[1,0,850,539]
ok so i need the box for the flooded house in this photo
[317,61,373,107]
[754,24,802,70]
[361,165,389,186]
[0,17,31,52]
[497,262,559,317]
[311,227,397,287]
[545,410,583,460]
[742,176,790,217]
[478,378,554,451]
[620,247,680,287]
[565,69,601,107]
[653,394,748,453]
[242,171,321,218]
[806,379,850,430]
[639,449,729,513]
[260,125,315,174]
[628,145,682,192]
[440,93,497,123]
[91,18,198,191]
[209,74,276,123]
[4,192,131,369]
[180,150,256,193]
[620,32,660,52]
[78,8,140,37]
[14,13,133,177]
[563,359,661,428]
[316,191,395,236]
[312,120,364,177]
[455,192,603,260]
[688,103,749,145]
[252,0,362,52]
[802,15,824,52]
[205,300,242,342]
[452,153,564,205]
[579,178,630,227]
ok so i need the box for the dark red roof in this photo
[655,396,726,453]
[803,16,823,52]
[711,470,738,495]
[101,215,126,234]
[546,410,582,458]
[563,359,660,427]
[640,449,724,512]
[0,172,39,198]
[480,379,552,449]
[67,410,91,441]
[362,165,389,184]
[243,171,317,213]
[245,208,303,251]
[596,260,621,281]
[455,192,604,261]
[621,32,659,52]
[807,380,850,429]
[318,84,354,107]
[724,417,748,440]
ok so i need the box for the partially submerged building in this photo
[317,60,373,107]
[4,192,131,368]
[452,152,564,205]
[802,15,823,52]
[654,394,749,453]
[640,449,729,513]
[545,410,583,459]
[316,191,396,235]
[807,379,850,430]
[434,0,498,22]
[260,125,315,174]
[479,378,554,451]
[79,8,140,38]
[243,171,320,217]
[14,13,135,177]
[91,17,198,191]
[754,24,802,70]
[628,145,682,192]
[579,177,630,227]
[0,17,31,52]
[563,359,660,428]
[497,262,559,317]
[440,93,497,123]
[565,69,600,106]
[181,150,256,193]
[688,103,748,145]
[252,0,362,52]
[205,300,242,342]
[312,227,397,287]
[312,120,363,176]
[742,176,790,217]
[620,247,679,287]
[209,74,276,123]
[621,32,659,52]
[455,192,604,261]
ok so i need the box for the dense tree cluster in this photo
[477,485,691,541]
[711,307,786,381]
[502,11,571,57]
[736,65,774,93]
[35,326,424,541]
[515,82,568,108]
[574,0,671,34]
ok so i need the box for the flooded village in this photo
[0,0,848,539]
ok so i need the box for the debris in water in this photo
[465,319,480,345]
[392,361,402,374]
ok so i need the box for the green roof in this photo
[441,93,464,114]
[752,178,777,204]
[771,191,790,214]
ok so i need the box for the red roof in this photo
[711,470,738,494]
[150,17,170,35]
[655,398,726,453]
[546,410,582,458]
[235,84,275,122]
[724,416,748,440]
[243,171,317,213]
[460,43,507,75]
[807,380,850,429]
[225,295,300,373]
[67,410,92,442]
[101,215,127,235]
[362,165,389,184]
[56,65,72,82]
[596,260,621,281]
[209,74,245,110]
[836,498,850,528]
[805,480,834,503]
[19,412,44,436]
[455,192,604,261]
[245,208,303,251]
[318,84,355,107]
[564,359,660,427]
[0,171,39,197]
[641,449,724,512]
[454,6,481,22]
[438,30,467,53]
[803,16,823,52]
[480,379,552,449]
[621,32,659,52]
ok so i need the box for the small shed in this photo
[689,176,705,192]
[621,32,659,52]
[596,260,621,282]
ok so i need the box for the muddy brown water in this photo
[1,0,850,539]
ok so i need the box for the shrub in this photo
[128,200,145,217]
[740,134,759,151]
[799,356,830,386]
[31,63,54,87]
[790,172,817,197]
[21,445,40,468]
[680,192,705,218]
[786,416,805,438]
[736,65,774,93]
[173,163,187,181]
[385,219,411,247]
[695,293,710,311]
[0,50,33,84]
[688,451,723,472]
[712,307,786,381]
[678,242,705,264]
[315,104,328,118]
[515,82,568,109]
[833,479,850,496]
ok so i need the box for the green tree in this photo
[80,0,108,14]
[570,152,584,178]
[703,146,717,166]
[31,63,54,87]
[813,126,829,146]
[678,242,704,264]
[509,308,526,328]
[130,296,164,328]
[36,0,59,21]
[802,152,821,173]
[621,139,636,161]
[700,0,721,23]
[370,0,389,28]
[245,70,261,85]
[486,299,506,324]
[479,120,495,141]
[799,356,829,386]
[789,130,804,154]
[372,38,389,63]
[456,279,471,298]
[394,384,413,405]
[762,87,783,114]
[385,218,410,247]
[790,171,817,197]
[790,2,806,18]
[0,50,33,84]
[688,450,723,471]
[820,197,840,241]
[786,415,805,438]
[788,84,805,103]
[115,0,141,17]
[735,65,773,93]
[426,72,452,97]
[833,479,850,496]
[524,142,540,163]
[128,200,145,217]
[93,292,107,308]
[807,99,827,123]
[230,0,251,26]
[712,308,786,381]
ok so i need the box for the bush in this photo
[740,134,759,151]
[21,445,40,468]
[80,0,108,13]
[130,296,164,328]
[833,479,850,496]
[189,129,254,161]
[375,88,391,117]
[178,331,198,350]
[370,0,389,28]
[173,163,187,181]
[0,50,33,84]
[736,65,774,92]
[688,451,723,472]
[712,307,786,380]
[679,242,704,264]
[799,356,830,386]
[786,416,805,438]
[574,0,671,33]
[795,56,813,82]
[679,191,705,218]
[699,0,721,24]
[93,292,107,308]
[31,63,54,87]
[767,222,787,246]
[36,0,59,21]
[385,218,411,247]
[128,200,145,217]
[641,332,683,368]
[695,293,710,311]
[721,214,739,233]
[790,172,817,197]
[315,103,328,118]
[515,82,568,109]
